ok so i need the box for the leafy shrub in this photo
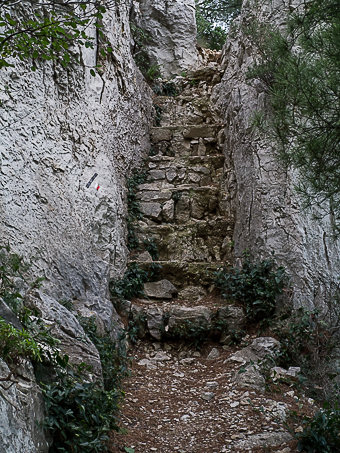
[0,317,42,364]
[273,306,340,402]
[215,254,288,322]
[297,405,340,452]
[143,237,159,261]
[195,0,241,50]
[110,263,148,300]
[79,317,128,391]
[146,64,161,82]
[274,308,332,368]
[246,0,340,226]
[42,367,121,453]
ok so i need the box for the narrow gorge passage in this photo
[110,59,316,453]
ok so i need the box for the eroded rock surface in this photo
[133,0,198,77]
[212,0,340,307]
[0,359,48,453]
[0,2,152,321]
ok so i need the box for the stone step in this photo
[154,94,218,127]
[150,124,224,158]
[143,160,223,187]
[136,218,233,262]
[147,154,225,168]
[151,124,222,142]
[128,260,229,290]
[114,296,245,342]
[137,185,223,223]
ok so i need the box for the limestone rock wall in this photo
[213,0,340,308]
[0,359,49,453]
[0,4,152,448]
[0,2,152,318]
[133,0,198,77]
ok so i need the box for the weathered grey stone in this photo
[212,0,340,308]
[167,305,211,336]
[166,168,177,182]
[73,294,123,341]
[27,290,102,379]
[207,347,220,360]
[146,307,164,340]
[201,392,215,401]
[133,0,198,77]
[137,358,157,370]
[175,194,191,223]
[0,2,152,315]
[0,359,49,453]
[162,199,175,222]
[130,305,147,339]
[135,251,153,262]
[147,169,166,181]
[140,202,162,220]
[113,299,132,319]
[144,279,178,299]
[138,190,172,202]
[0,299,22,329]
[178,285,206,300]
[150,127,173,143]
[183,125,217,139]
[232,432,292,450]
[153,351,171,361]
[233,363,265,391]
[217,305,245,333]
[271,366,301,381]
[229,337,280,365]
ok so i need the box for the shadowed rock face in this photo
[133,0,198,77]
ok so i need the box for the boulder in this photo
[26,290,102,380]
[162,199,175,222]
[144,279,178,299]
[135,251,153,262]
[140,202,162,220]
[167,305,211,337]
[178,285,206,301]
[146,307,164,340]
[217,305,245,334]
[230,337,281,392]
[229,337,280,366]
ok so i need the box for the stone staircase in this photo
[115,63,240,342]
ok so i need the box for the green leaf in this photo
[125,448,135,453]
[90,68,96,77]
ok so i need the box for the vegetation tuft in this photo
[296,404,340,453]
[215,253,287,322]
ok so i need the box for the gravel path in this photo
[109,340,315,453]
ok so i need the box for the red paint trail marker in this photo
[96,185,100,191]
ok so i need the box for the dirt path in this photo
[110,339,315,453]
